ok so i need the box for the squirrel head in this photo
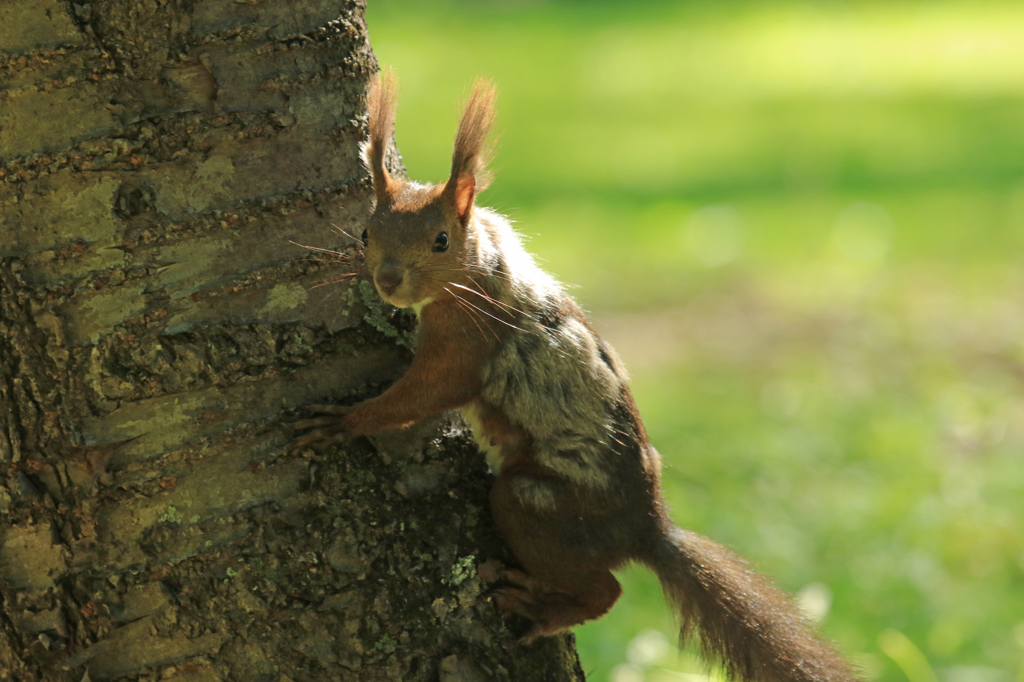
[360,70,497,311]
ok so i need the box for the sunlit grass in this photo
[368,0,1024,194]
[366,1,1024,681]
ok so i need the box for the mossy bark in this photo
[0,2,585,680]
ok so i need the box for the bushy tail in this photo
[647,526,857,682]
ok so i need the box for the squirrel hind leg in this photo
[491,565,621,643]
[488,471,626,640]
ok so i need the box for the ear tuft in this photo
[444,78,497,220]
[361,68,399,206]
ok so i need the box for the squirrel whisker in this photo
[445,286,499,343]
[308,273,358,290]
[290,240,353,258]
[330,223,365,246]
[444,280,535,321]
[442,284,526,334]
[445,264,518,286]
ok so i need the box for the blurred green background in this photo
[364,2,1024,681]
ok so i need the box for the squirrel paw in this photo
[493,585,541,620]
[481,561,541,594]
[481,561,538,614]
[482,562,588,644]
[482,562,549,640]
[492,586,569,644]
[289,405,353,451]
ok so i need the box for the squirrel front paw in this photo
[290,404,354,451]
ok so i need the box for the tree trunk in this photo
[0,2,585,680]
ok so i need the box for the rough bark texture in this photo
[0,2,585,680]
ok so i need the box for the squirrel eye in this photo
[361,229,368,246]
[432,232,449,253]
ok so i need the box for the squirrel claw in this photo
[289,404,353,452]
[479,560,537,591]
[292,415,346,431]
[289,427,348,452]
[483,561,545,622]
[493,585,540,620]
[493,565,539,591]
[305,404,353,415]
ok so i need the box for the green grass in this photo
[366,2,1024,681]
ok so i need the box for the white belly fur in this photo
[459,403,504,473]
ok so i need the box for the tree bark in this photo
[0,2,585,680]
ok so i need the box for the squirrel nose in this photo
[375,262,404,296]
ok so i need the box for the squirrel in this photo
[302,70,857,682]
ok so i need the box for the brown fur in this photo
[362,67,399,205]
[444,79,496,218]
[323,71,858,682]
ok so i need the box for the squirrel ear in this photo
[444,78,496,221]
[453,175,476,219]
[362,68,399,207]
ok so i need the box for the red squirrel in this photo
[306,71,857,682]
